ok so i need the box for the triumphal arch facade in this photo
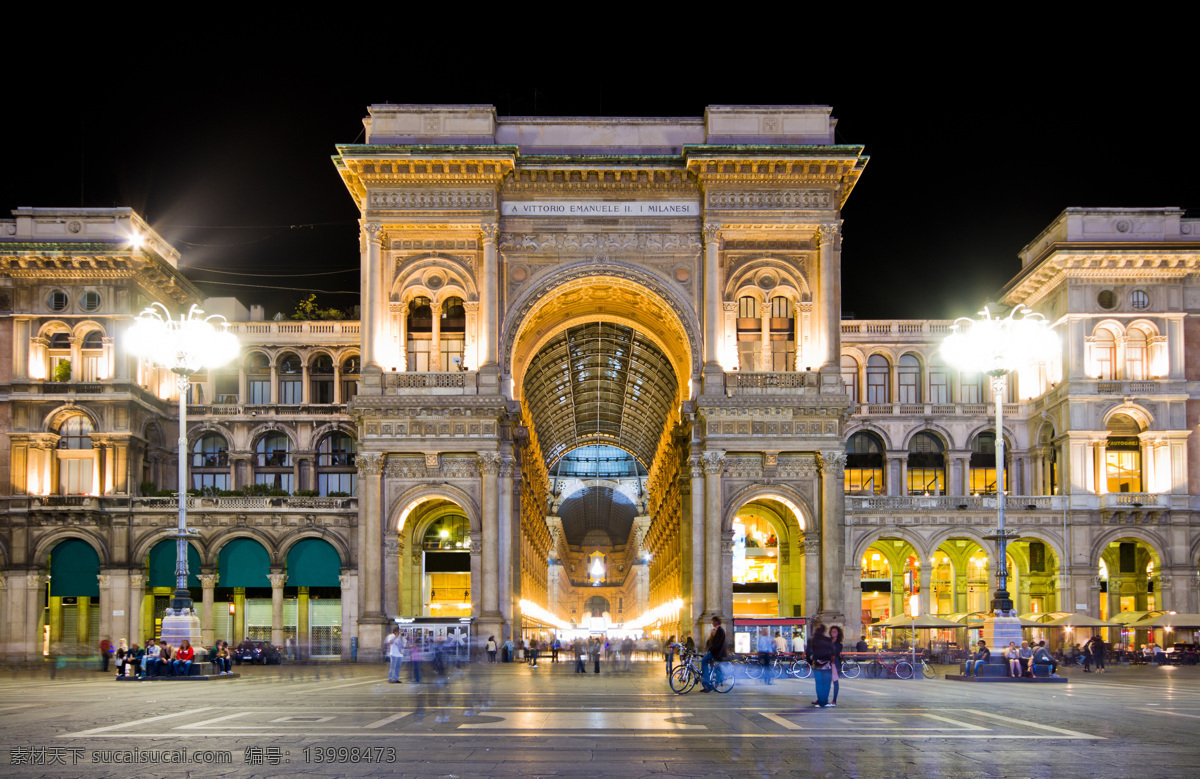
[335,105,867,655]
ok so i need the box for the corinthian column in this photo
[355,451,386,660]
[479,224,499,382]
[702,224,723,394]
[817,224,841,372]
[498,455,516,632]
[361,223,384,371]
[267,571,287,649]
[817,451,847,623]
[688,455,705,639]
[199,573,217,647]
[478,453,503,641]
[702,450,725,621]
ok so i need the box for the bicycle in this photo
[669,646,701,694]
[742,653,786,681]
[862,653,913,679]
[839,658,862,679]
[789,657,812,679]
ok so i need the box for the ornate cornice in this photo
[706,189,834,210]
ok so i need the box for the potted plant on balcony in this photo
[51,360,71,382]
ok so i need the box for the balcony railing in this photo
[853,402,1022,417]
[841,321,954,337]
[725,371,825,395]
[846,494,1068,512]
[1099,492,1168,510]
[225,321,360,337]
[382,371,478,395]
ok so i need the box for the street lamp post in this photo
[130,303,238,649]
[942,305,1057,649]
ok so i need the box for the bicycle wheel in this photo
[840,659,861,679]
[669,665,696,694]
[922,661,937,679]
[744,659,764,680]
[894,661,914,680]
[863,661,879,679]
[770,661,785,680]
[714,662,735,693]
[791,659,812,679]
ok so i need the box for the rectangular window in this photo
[248,380,270,405]
[317,473,357,496]
[192,472,229,492]
[279,380,302,404]
[82,356,103,382]
[907,468,944,495]
[844,468,883,494]
[1126,348,1146,381]
[255,472,293,493]
[1106,449,1141,493]
[440,338,465,371]
[969,467,997,495]
[841,367,858,404]
[311,380,334,404]
[960,375,981,404]
[866,372,888,404]
[408,338,430,372]
[898,370,918,404]
[341,379,358,401]
[929,371,949,404]
[58,456,93,495]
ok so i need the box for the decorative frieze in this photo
[369,190,495,210]
[498,232,701,253]
[384,457,427,479]
[706,189,833,210]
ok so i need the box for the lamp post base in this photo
[160,610,203,654]
[981,613,1023,651]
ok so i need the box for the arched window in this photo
[841,355,859,404]
[422,514,469,550]
[48,332,71,382]
[898,354,921,404]
[278,353,302,404]
[310,354,335,404]
[81,330,105,381]
[1093,328,1116,380]
[907,432,945,495]
[1105,414,1142,493]
[768,295,795,371]
[969,432,1007,495]
[928,355,950,404]
[866,355,889,404]
[191,433,230,491]
[341,355,360,402]
[316,432,356,496]
[246,353,271,404]
[845,432,884,494]
[1125,328,1147,380]
[56,416,94,494]
[254,432,293,492]
[737,296,762,371]
[440,296,466,371]
[407,297,433,372]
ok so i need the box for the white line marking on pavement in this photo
[178,712,253,729]
[458,711,705,730]
[66,707,217,736]
[288,678,384,694]
[1134,707,1200,720]
[963,709,1104,739]
[0,704,36,713]
[761,712,800,730]
[365,712,411,729]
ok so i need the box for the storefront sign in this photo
[502,200,699,217]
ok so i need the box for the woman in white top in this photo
[1006,642,1021,677]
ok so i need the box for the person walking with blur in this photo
[806,624,835,707]
[386,626,405,683]
[574,638,587,674]
[757,628,775,685]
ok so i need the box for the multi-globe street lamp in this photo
[942,305,1058,645]
[129,303,238,647]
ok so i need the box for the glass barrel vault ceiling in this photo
[522,321,679,471]
[558,486,637,548]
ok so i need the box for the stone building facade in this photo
[1,105,1198,663]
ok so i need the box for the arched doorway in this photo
[730,496,805,619]
[145,539,202,643]
[216,538,273,646]
[285,538,343,657]
[46,539,100,655]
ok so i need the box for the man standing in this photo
[700,616,726,692]
[806,624,835,707]
[386,626,405,683]
[757,628,775,685]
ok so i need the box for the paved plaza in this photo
[0,660,1197,778]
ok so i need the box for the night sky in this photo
[4,48,1194,322]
